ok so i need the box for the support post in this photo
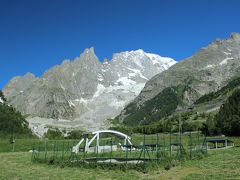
[61,141,65,161]
[170,132,172,157]
[96,133,99,153]
[190,132,192,159]
[143,134,146,160]
[44,141,48,162]
[31,142,35,162]
[110,137,113,164]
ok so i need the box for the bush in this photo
[44,129,64,139]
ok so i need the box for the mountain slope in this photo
[3,48,176,132]
[118,33,240,125]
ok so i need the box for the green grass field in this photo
[0,146,240,179]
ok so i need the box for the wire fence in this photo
[31,132,207,170]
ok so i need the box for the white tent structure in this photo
[72,130,133,153]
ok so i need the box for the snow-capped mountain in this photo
[117,32,240,126]
[3,48,176,134]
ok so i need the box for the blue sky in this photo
[0,0,240,89]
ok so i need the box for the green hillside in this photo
[113,77,240,136]
[117,85,187,126]
[194,77,240,105]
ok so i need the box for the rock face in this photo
[118,33,240,125]
[3,48,176,131]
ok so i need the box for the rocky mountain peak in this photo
[75,47,100,66]
[3,48,175,134]
[230,32,240,42]
[83,47,95,54]
[118,32,240,125]
[23,72,36,78]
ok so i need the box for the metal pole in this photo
[110,137,112,164]
[31,142,35,162]
[67,141,70,158]
[197,130,200,150]
[157,133,159,162]
[38,141,40,159]
[170,131,172,157]
[190,132,192,159]
[143,134,146,160]
[56,141,58,159]
[44,141,48,162]
[126,137,128,164]
[62,141,64,162]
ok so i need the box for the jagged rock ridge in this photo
[3,48,176,132]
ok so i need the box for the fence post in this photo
[190,132,192,159]
[143,134,146,160]
[67,141,70,158]
[55,141,58,159]
[125,137,128,164]
[110,137,113,164]
[38,141,41,159]
[31,142,35,162]
[163,134,166,154]
[197,131,200,150]
[61,141,65,162]
[44,141,48,162]
[170,131,172,157]
[157,133,159,162]
[53,141,56,160]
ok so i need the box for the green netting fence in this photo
[31,131,207,170]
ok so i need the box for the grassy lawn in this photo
[163,147,240,179]
[0,147,240,179]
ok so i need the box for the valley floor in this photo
[0,147,240,179]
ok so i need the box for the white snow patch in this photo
[0,97,3,103]
[60,84,65,90]
[116,77,136,86]
[68,100,75,107]
[73,98,89,104]
[206,64,214,68]
[98,73,104,81]
[220,57,234,65]
[145,53,176,69]
[129,83,145,96]
[133,59,144,69]
[93,84,106,98]
[103,61,109,65]
[127,68,148,80]
[224,52,232,55]
[109,99,126,109]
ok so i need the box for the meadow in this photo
[0,146,240,179]
[0,137,240,179]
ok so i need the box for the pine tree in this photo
[0,90,6,102]
[216,89,240,135]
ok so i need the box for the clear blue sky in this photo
[1,0,240,89]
